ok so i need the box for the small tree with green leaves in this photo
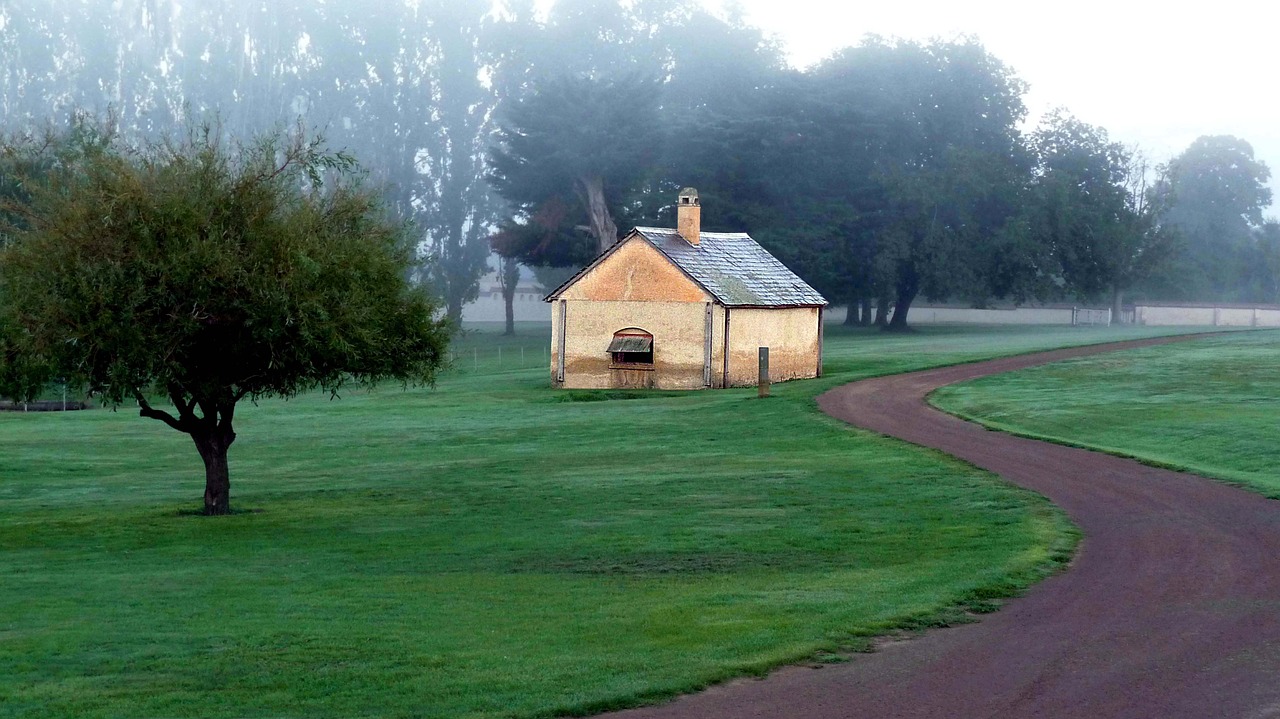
[0,121,451,515]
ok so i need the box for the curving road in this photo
[606,335,1280,719]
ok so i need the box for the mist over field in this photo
[3,0,1278,325]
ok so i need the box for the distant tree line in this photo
[483,2,1277,327]
[2,0,506,325]
[2,0,1276,330]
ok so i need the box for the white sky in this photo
[541,0,1280,207]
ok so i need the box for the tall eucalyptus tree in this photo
[1,0,508,322]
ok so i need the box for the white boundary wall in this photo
[828,305,1081,325]
[827,303,1280,327]
[1134,304,1280,327]
[912,306,1077,324]
[462,288,547,323]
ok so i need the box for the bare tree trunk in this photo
[498,256,520,336]
[887,273,919,332]
[578,174,618,253]
[446,296,464,326]
[842,300,859,326]
[137,390,239,516]
[888,293,915,331]
[192,425,236,516]
[1111,286,1125,323]
[874,294,891,328]
[859,298,873,326]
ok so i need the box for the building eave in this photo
[721,302,829,309]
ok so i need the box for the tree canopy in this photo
[489,75,661,255]
[1158,135,1273,300]
[716,37,1031,328]
[486,0,786,271]
[1026,112,1177,313]
[0,120,451,515]
[4,0,1275,329]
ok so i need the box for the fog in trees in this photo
[1026,112,1178,316]
[1153,136,1274,302]
[3,0,1276,333]
[0,0,511,327]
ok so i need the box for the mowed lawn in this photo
[932,328,1280,499]
[0,322,1205,719]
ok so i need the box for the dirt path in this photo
[606,335,1280,719]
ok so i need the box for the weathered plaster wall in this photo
[551,237,715,389]
[559,238,707,304]
[552,299,710,389]
[724,307,821,386]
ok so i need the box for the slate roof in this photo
[545,227,827,308]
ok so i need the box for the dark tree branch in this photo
[135,389,188,433]
[220,399,236,431]
[166,383,196,422]
[195,398,218,431]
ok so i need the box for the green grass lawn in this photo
[932,328,1280,499]
[0,322,1210,718]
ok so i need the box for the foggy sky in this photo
[711,0,1280,210]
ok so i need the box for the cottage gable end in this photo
[557,235,710,304]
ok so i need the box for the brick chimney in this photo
[677,187,700,246]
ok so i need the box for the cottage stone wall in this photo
[724,307,821,386]
[552,238,713,390]
[551,299,711,389]
[550,301,822,390]
[558,239,707,304]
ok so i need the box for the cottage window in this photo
[607,329,654,367]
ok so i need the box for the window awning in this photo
[607,335,653,353]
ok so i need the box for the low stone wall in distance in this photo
[827,305,1081,325]
[828,303,1280,327]
[1133,303,1280,327]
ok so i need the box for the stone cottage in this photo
[544,188,827,390]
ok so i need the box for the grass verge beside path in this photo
[0,322,1207,718]
[932,329,1280,499]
